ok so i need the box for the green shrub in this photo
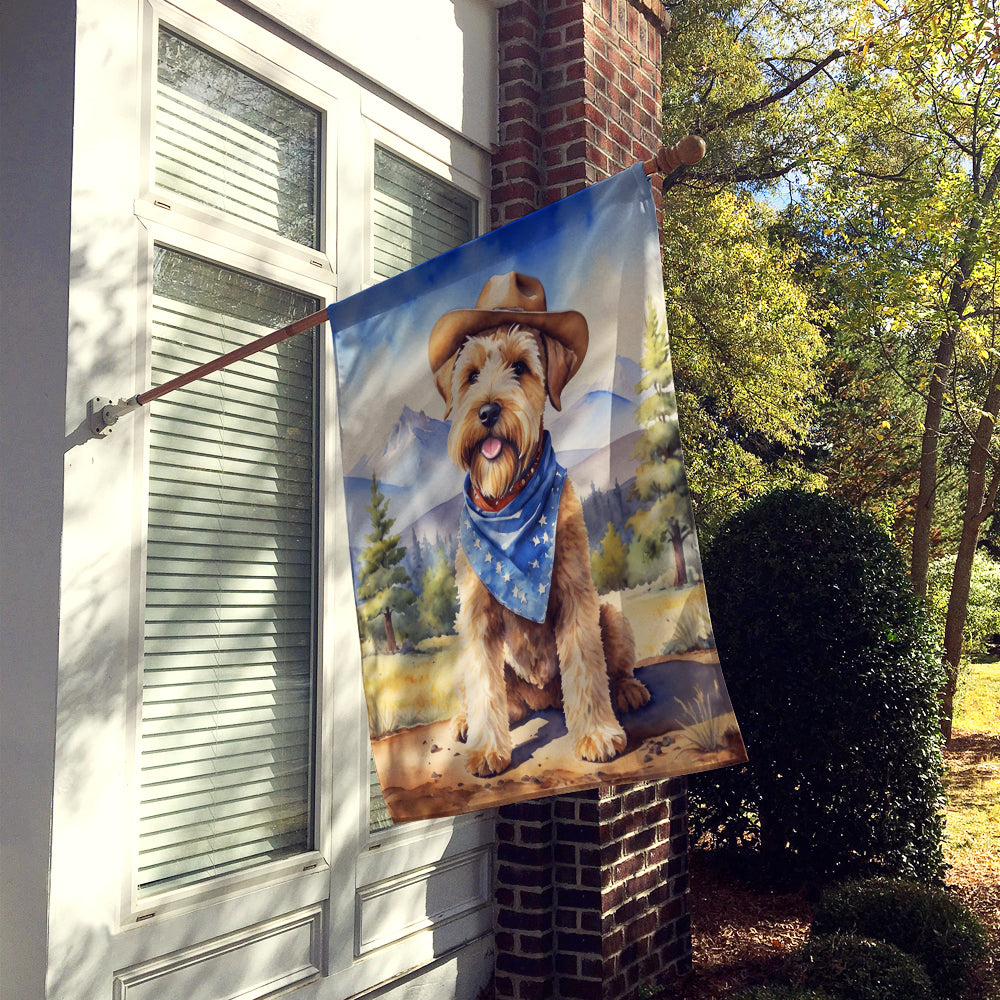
[733,987,837,1000]
[692,489,946,882]
[811,878,988,998]
[792,933,934,1000]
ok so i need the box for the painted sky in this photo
[328,164,665,475]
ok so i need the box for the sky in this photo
[327,164,666,474]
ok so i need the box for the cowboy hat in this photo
[428,272,589,381]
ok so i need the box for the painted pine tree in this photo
[629,300,694,588]
[418,546,459,636]
[591,522,629,593]
[356,475,417,652]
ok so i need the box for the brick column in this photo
[493,0,668,227]
[491,3,692,999]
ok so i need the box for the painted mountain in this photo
[342,356,645,582]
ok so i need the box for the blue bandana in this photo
[461,432,565,623]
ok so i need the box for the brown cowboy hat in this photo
[428,271,589,380]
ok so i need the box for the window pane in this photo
[368,150,478,832]
[156,28,320,248]
[139,247,318,895]
[372,146,477,279]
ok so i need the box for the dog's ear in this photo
[434,355,456,419]
[542,335,578,411]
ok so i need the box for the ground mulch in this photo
[670,733,1000,1000]
[675,850,814,999]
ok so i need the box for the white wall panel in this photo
[113,906,323,1000]
[242,0,497,151]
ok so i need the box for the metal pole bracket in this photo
[88,396,140,438]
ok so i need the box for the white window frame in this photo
[123,0,340,931]
[112,1,496,991]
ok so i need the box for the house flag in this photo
[328,164,746,822]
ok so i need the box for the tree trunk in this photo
[671,523,689,587]
[910,165,995,594]
[941,378,1000,740]
[383,607,398,654]
[911,326,957,597]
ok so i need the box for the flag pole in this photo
[642,134,706,176]
[87,307,330,437]
[88,135,705,438]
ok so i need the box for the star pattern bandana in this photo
[461,432,565,623]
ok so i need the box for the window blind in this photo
[156,27,320,248]
[367,148,477,832]
[372,146,477,280]
[138,248,318,895]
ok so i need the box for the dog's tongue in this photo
[481,437,502,461]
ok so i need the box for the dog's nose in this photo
[478,402,501,428]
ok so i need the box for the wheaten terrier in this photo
[429,271,650,778]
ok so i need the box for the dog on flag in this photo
[429,272,650,778]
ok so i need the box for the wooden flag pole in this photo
[643,134,706,176]
[88,135,705,437]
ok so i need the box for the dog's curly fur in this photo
[437,323,650,778]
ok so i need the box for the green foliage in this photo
[693,489,947,882]
[661,187,827,539]
[811,878,988,999]
[661,0,849,193]
[591,522,629,593]
[418,546,458,637]
[356,475,419,647]
[791,934,934,1000]
[629,300,695,584]
[927,550,1000,659]
[733,988,835,1000]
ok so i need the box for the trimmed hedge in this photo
[733,988,836,1000]
[812,878,987,998]
[693,489,946,882]
[792,933,934,1000]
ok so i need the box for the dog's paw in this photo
[612,677,651,713]
[466,745,512,778]
[450,712,469,743]
[575,723,626,763]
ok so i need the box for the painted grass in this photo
[621,581,711,660]
[363,634,460,737]
[945,661,1000,871]
[362,582,711,737]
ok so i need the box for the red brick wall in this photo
[492,0,668,227]
[490,6,691,998]
[494,783,690,1000]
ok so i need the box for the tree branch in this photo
[704,49,847,133]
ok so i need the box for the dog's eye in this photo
[467,369,479,385]
[511,360,528,380]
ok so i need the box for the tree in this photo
[591,522,629,593]
[661,0,1000,736]
[801,0,1000,735]
[660,190,826,536]
[661,0,853,196]
[356,475,418,652]
[418,546,458,636]
[629,301,696,585]
[656,3,836,535]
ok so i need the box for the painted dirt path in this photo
[371,652,744,822]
